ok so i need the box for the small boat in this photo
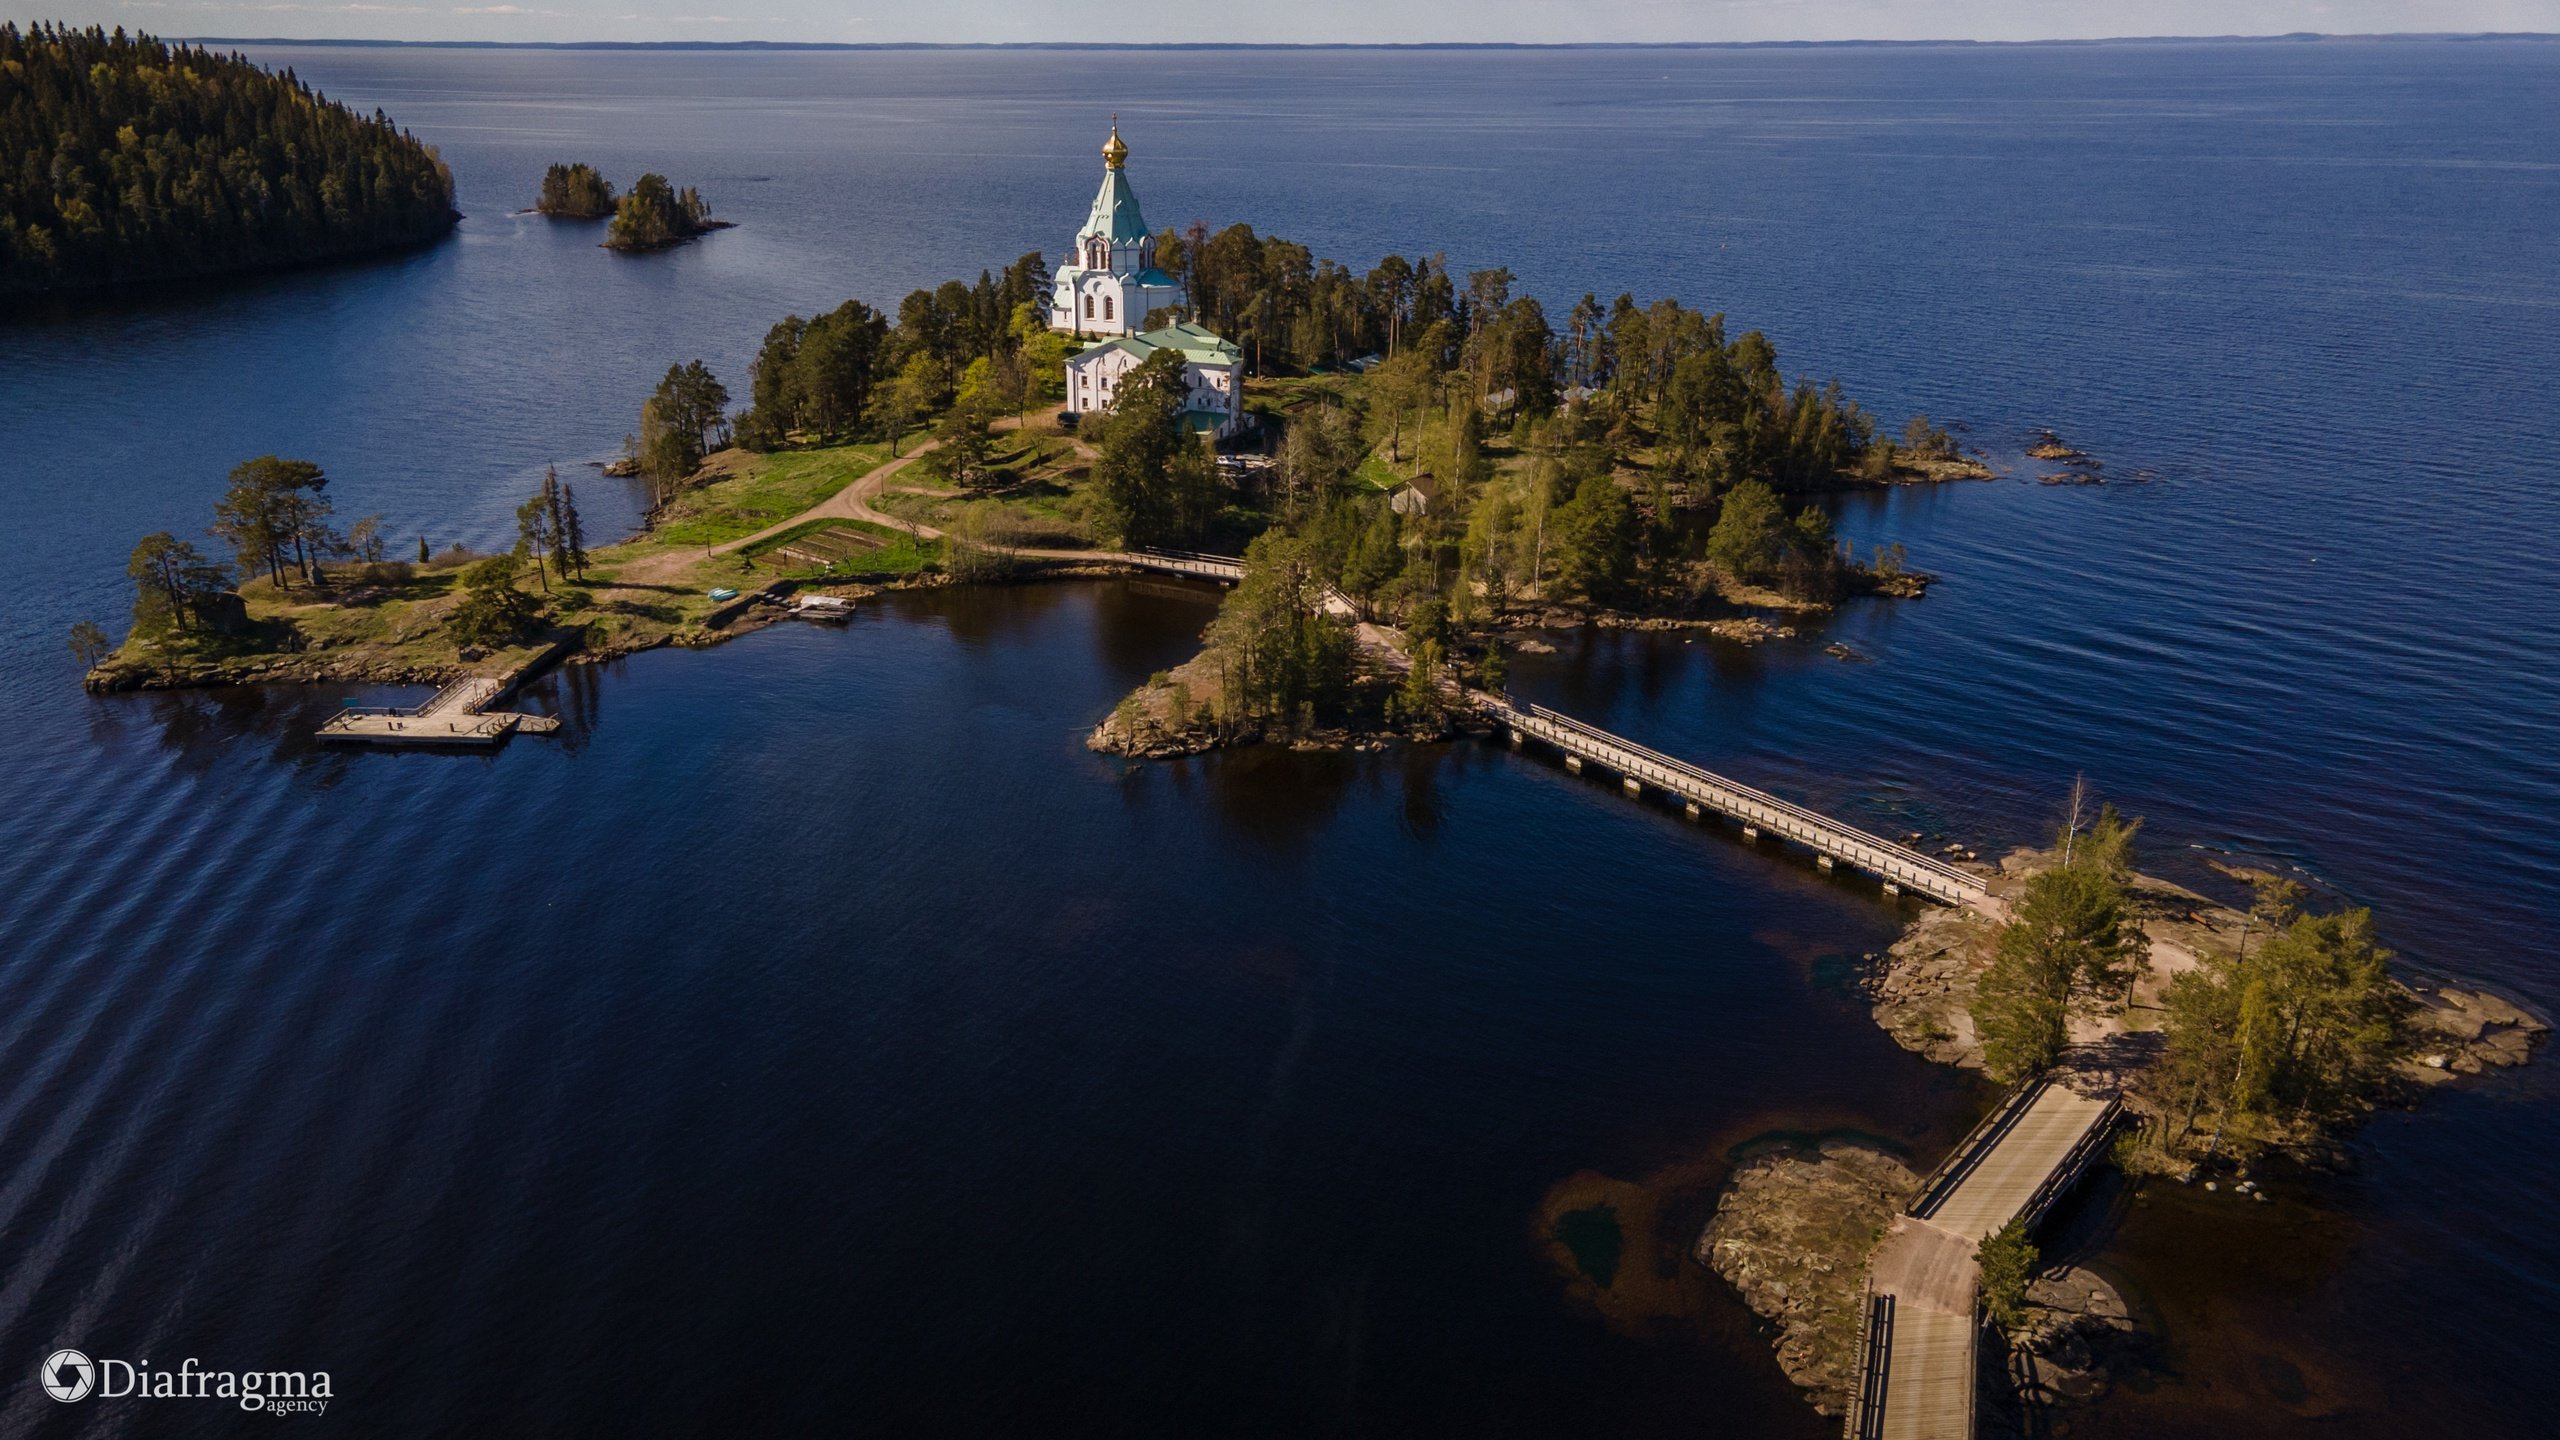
[707,587,739,601]
[791,594,855,621]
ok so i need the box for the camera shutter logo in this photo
[41,1349,95,1402]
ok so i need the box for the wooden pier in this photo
[316,674,560,748]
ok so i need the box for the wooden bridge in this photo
[1482,698,1994,909]
[1846,1079,2122,1440]
[1117,548,1361,619]
[1119,547,1247,583]
[1114,549,1993,910]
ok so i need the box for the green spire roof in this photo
[1082,166,1153,247]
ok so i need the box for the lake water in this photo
[2,40,2556,1437]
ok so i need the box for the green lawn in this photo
[648,440,893,549]
[1352,454,1402,493]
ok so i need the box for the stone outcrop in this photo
[2006,1266,2139,1407]
[2404,981,2549,1079]
[1696,1141,1919,1416]
[1865,902,1999,1073]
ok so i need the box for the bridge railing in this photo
[1909,1079,2051,1223]
[1127,547,1247,580]
[1844,1289,1894,1440]
[2017,1097,2124,1230]
[1491,699,1989,902]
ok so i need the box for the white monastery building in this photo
[1054,122,1248,440]
[1063,320,1245,438]
[1047,121,1185,337]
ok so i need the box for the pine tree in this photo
[560,485,588,580]
[515,490,553,593]
[127,532,231,635]
[542,467,570,580]
[1968,794,2145,1082]
[1976,1221,2038,1329]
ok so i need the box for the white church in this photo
[1053,122,1247,439]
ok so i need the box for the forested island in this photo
[604,173,726,251]
[535,162,615,219]
[0,22,457,295]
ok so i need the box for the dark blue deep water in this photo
[2,40,2556,1437]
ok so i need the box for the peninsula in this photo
[0,23,458,295]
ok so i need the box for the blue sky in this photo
[35,0,2560,44]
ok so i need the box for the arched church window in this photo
[1084,294,1094,320]
[1103,295,1114,322]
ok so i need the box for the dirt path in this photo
[608,428,968,590]
[720,446,945,556]
[612,406,1173,588]
[700,406,1078,566]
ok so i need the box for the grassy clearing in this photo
[877,482,1100,550]
[644,440,893,550]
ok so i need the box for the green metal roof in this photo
[1082,167,1153,246]
[1079,320,1241,366]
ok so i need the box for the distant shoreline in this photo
[180,33,2560,53]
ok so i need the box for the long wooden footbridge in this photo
[1847,1079,2122,1440]
[1483,698,1995,909]
[1119,547,1363,619]
[1116,550,1994,910]
[1119,547,1246,583]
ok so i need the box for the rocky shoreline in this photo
[1701,843,2546,1421]
[1862,848,2549,1091]
[79,574,926,699]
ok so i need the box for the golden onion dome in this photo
[1102,118,1128,171]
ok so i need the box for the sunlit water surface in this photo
[1,41,2554,1438]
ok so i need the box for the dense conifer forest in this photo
[604,173,719,251]
[535,162,614,219]
[0,22,458,295]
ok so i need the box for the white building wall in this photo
[1064,349,1245,437]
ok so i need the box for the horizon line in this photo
[144,32,2560,53]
